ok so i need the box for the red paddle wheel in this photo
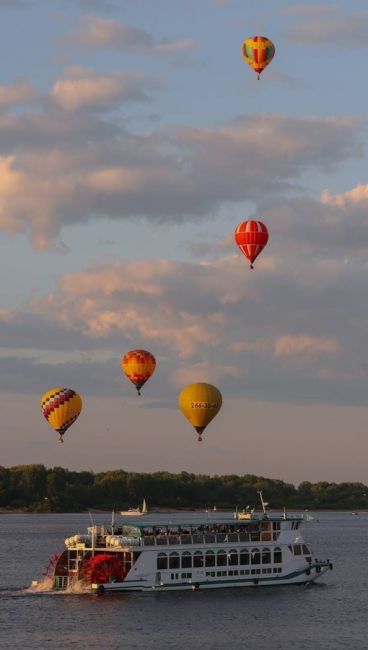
[81,554,127,586]
[43,553,61,578]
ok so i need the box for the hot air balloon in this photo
[241,36,275,79]
[40,387,82,443]
[178,383,222,442]
[235,220,269,269]
[122,349,156,396]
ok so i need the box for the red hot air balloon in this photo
[234,220,269,269]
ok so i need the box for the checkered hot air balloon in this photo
[235,220,269,269]
[40,387,82,443]
[241,36,275,80]
[121,349,156,396]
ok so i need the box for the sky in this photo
[2,0,368,485]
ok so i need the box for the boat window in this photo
[251,549,260,565]
[273,547,282,563]
[217,550,227,566]
[293,545,302,555]
[273,522,281,531]
[181,552,192,568]
[249,525,260,542]
[205,551,215,567]
[157,553,168,570]
[193,551,204,568]
[228,549,238,566]
[262,548,271,564]
[302,544,311,555]
[240,549,249,565]
[169,552,180,569]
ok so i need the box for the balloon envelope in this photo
[40,387,82,442]
[241,36,275,79]
[122,349,156,395]
[178,383,222,441]
[235,220,269,268]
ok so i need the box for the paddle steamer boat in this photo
[41,494,332,593]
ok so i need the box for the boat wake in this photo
[27,577,91,595]
[27,576,54,592]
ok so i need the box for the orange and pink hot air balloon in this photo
[235,220,269,269]
[121,349,156,395]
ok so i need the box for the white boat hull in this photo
[92,563,331,593]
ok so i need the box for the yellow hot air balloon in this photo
[178,383,222,442]
[40,387,82,443]
[241,36,275,79]
[122,349,156,395]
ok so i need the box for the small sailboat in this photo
[121,499,148,516]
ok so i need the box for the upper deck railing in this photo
[141,530,280,546]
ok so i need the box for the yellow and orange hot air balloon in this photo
[40,387,82,443]
[235,220,269,269]
[241,36,275,79]
[178,382,222,442]
[122,349,156,395]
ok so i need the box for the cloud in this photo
[171,361,244,389]
[256,180,368,258]
[51,66,153,111]
[229,339,269,354]
[2,253,368,407]
[274,335,339,358]
[285,7,368,45]
[0,81,36,108]
[281,4,337,17]
[0,109,360,248]
[65,15,196,57]
[321,183,368,210]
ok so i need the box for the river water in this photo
[0,511,365,649]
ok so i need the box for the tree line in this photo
[0,464,367,512]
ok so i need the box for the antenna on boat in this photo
[111,508,115,535]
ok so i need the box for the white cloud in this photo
[51,66,152,111]
[321,183,368,209]
[274,335,339,358]
[1,252,368,407]
[65,16,196,57]
[285,8,368,45]
[0,81,35,108]
[0,111,360,248]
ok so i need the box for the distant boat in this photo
[121,499,148,516]
[351,511,359,516]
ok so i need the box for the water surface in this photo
[0,512,364,649]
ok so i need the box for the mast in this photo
[257,490,269,515]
